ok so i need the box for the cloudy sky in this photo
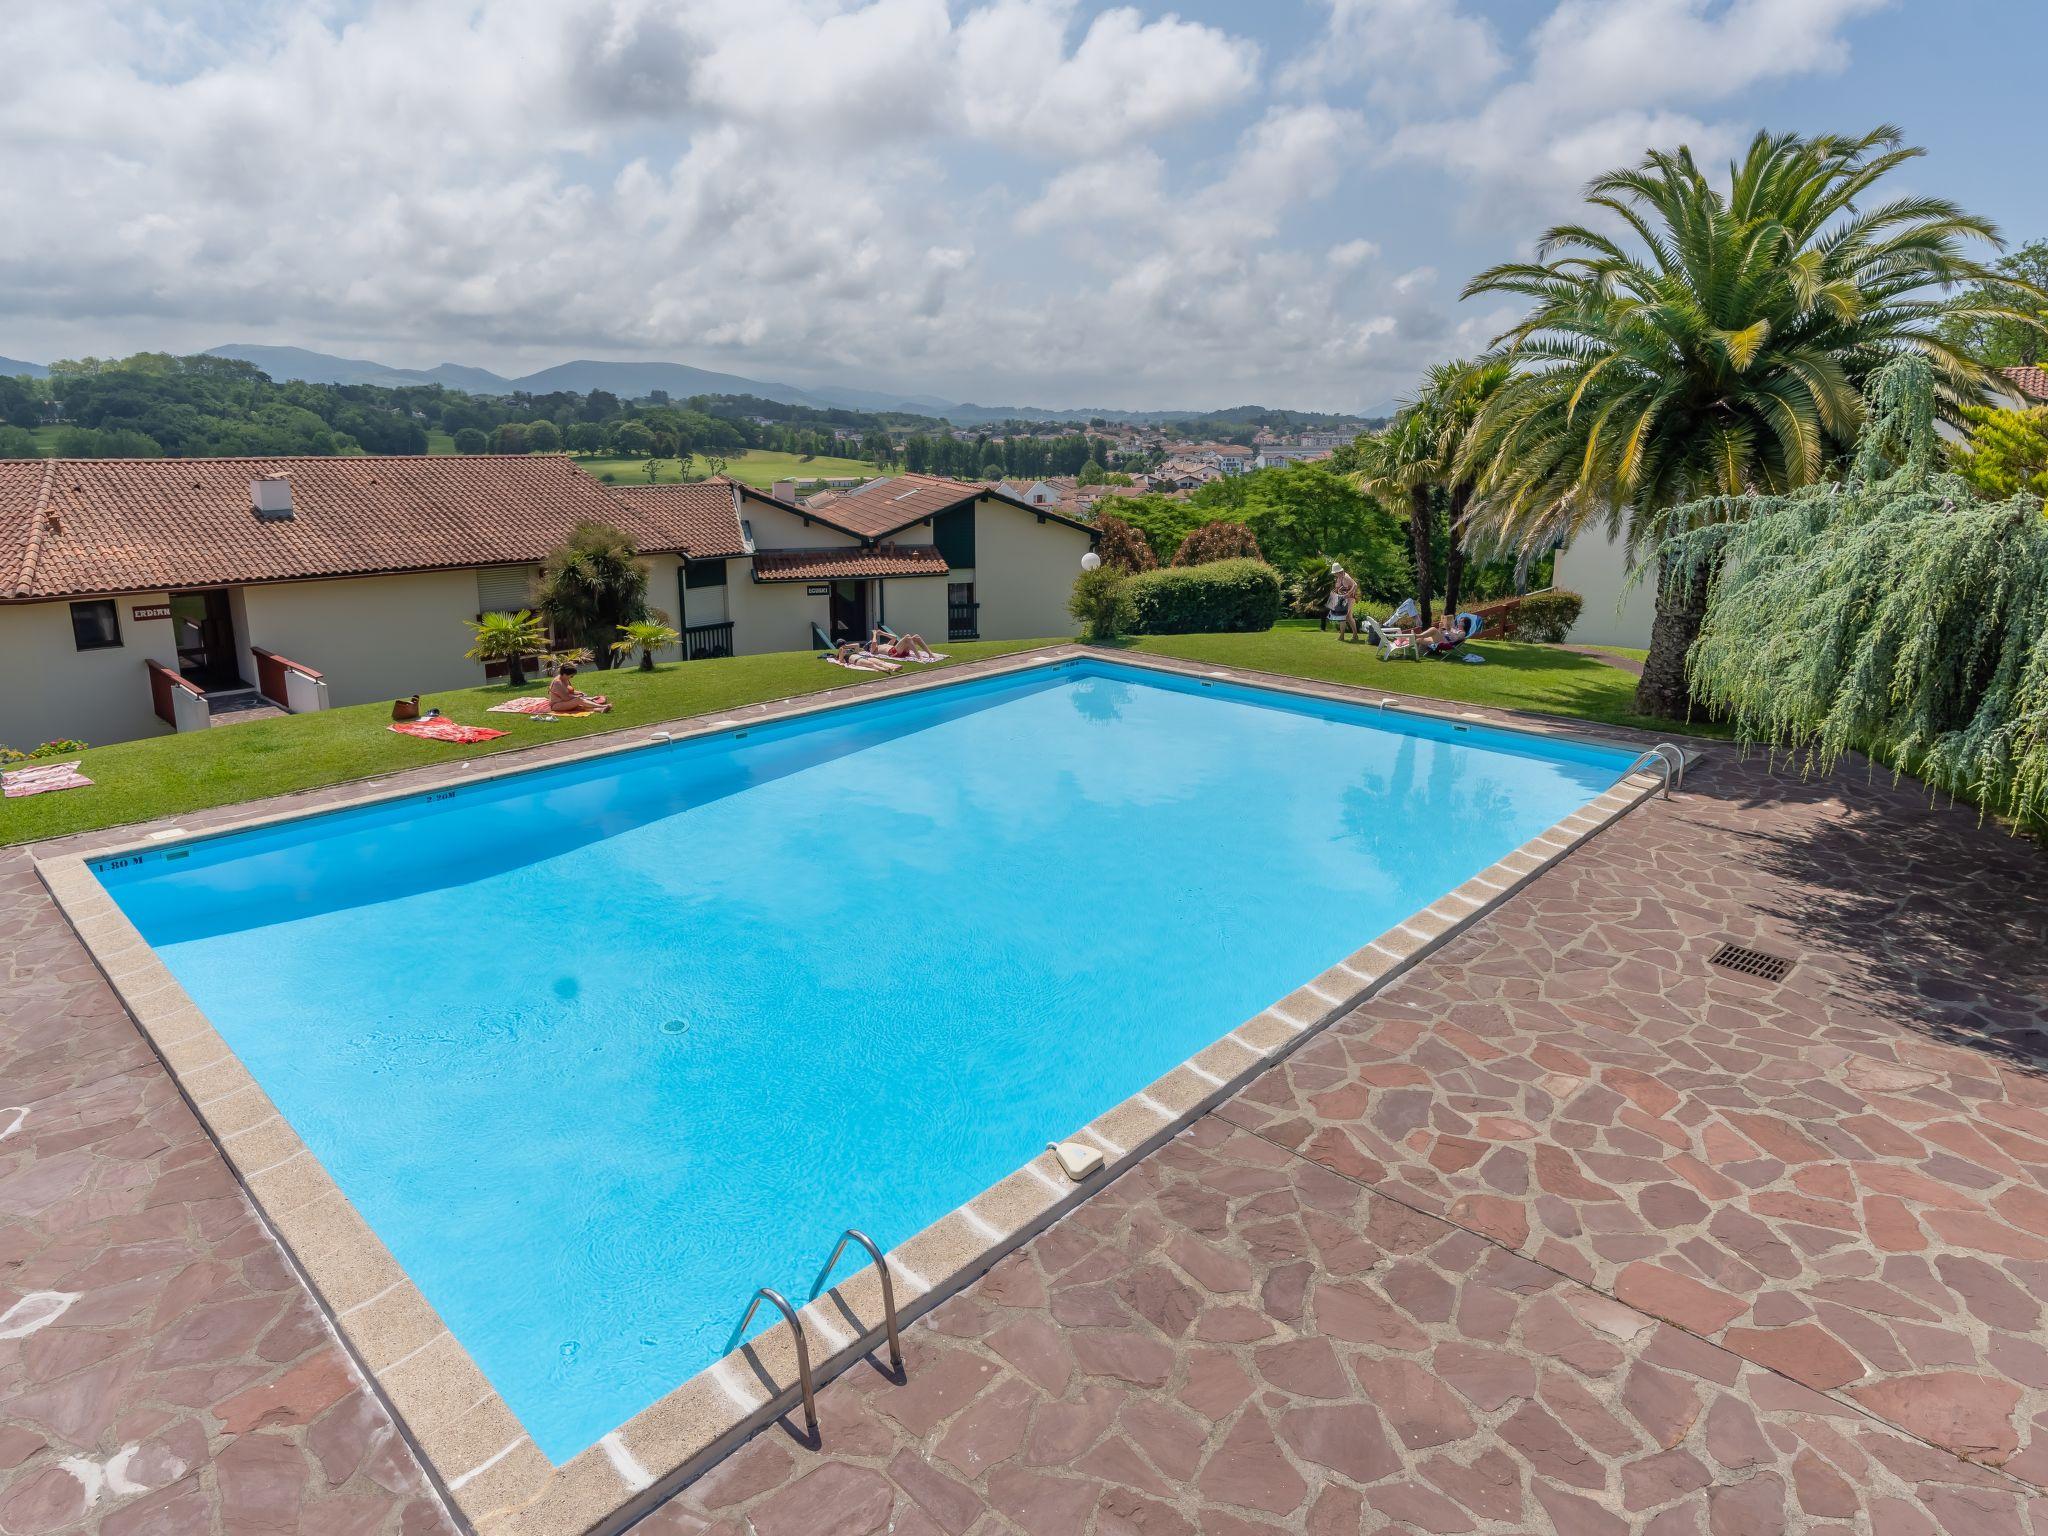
[3,0,2041,411]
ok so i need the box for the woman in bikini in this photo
[870,629,937,660]
[546,663,611,713]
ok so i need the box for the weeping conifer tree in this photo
[1661,353,2048,827]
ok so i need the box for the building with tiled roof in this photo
[0,457,1097,748]
[2000,365,2048,406]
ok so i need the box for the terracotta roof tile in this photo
[610,481,748,559]
[752,545,948,582]
[810,474,979,538]
[2002,366,2048,405]
[0,456,722,601]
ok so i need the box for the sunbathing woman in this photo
[546,663,611,713]
[831,642,899,671]
[870,629,938,660]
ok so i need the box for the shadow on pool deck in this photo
[4,658,2047,1536]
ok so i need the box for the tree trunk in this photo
[1511,544,1534,596]
[1443,483,1471,616]
[1408,487,1435,628]
[1633,551,1712,719]
[508,657,528,687]
[639,650,654,672]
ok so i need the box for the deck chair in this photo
[1435,612,1484,660]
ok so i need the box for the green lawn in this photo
[571,449,881,489]
[6,626,1708,847]
[1122,621,1711,736]
[424,430,457,455]
[3,641,1047,847]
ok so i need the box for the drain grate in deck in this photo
[1709,942,1794,984]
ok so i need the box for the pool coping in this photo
[32,645,1688,1536]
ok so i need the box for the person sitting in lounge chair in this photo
[546,663,610,714]
[871,629,938,660]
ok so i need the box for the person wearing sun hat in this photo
[1325,561,1360,635]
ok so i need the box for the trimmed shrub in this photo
[1172,520,1264,566]
[1127,558,1282,634]
[1468,588,1584,643]
[1094,513,1158,573]
[30,739,88,758]
[1069,565,1137,641]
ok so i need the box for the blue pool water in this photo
[97,660,1631,1461]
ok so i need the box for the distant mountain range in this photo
[0,343,1376,426]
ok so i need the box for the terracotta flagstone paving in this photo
[4,684,2047,1534]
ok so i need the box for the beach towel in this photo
[822,654,900,674]
[389,717,507,744]
[485,696,554,714]
[885,651,949,664]
[2,760,92,798]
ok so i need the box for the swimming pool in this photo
[85,657,1638,1467]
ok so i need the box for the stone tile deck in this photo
[5,666,2048,1535]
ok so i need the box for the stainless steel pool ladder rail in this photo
[811,1228,904,1380]
[1623,743,1686,798]
[737,1287,818,1440]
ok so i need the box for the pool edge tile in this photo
[30,644,1685,1536]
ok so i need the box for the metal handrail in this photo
[736,1287,818,1439]
[811,1228,903,1379]
[1623,742,1685,798]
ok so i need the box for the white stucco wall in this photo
[969,495,1091,641]
[0,593,178,749]
[239,570,487,708]
[1553,527,1655,650]
[877,577,949,645]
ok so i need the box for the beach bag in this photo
[392,694,421,721]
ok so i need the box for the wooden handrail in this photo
[145,658,204,698]
[249,645,323,681]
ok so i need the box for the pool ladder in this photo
[736,1228,905,1443]
[1624,742,1686,798]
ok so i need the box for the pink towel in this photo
[486,696,554,715]
[389,718,507,745]
[3,760,93,798]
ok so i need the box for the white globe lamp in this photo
[1080,551,1102,572]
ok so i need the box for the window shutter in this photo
[476,566,539,615]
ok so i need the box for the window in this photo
[70,600,121,651]
[948,582,975,607]
[685,560,728,589]
[932,506,976,569]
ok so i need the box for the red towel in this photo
[389,718,507,745]
[485,696,554,715]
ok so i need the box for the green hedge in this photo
[1469,588,1583,644]
[1126,558,1282,634]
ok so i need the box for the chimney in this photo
[251,474,293,520]
[771,479,797,503]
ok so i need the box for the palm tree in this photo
[612,619,681,671]
[1355,359,1511,624]
[535,521,650,670]
[1354,404,1442,627]
[462,609,546,687]
[1459,125,2031,718]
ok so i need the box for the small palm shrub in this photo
[463,609,547,686]
[1172,521,1264,566]
[1069,566,1137,641]
[612,619,681,671]
[1126,559,1282,634]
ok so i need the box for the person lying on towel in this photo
[546,663,611,714]
[871,629,938,660]
[830,643,900,672]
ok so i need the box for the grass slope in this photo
[1123,621,1708,736]
[571,450,880,489]
[5,626,1706,847]
[3,641,1046,846]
